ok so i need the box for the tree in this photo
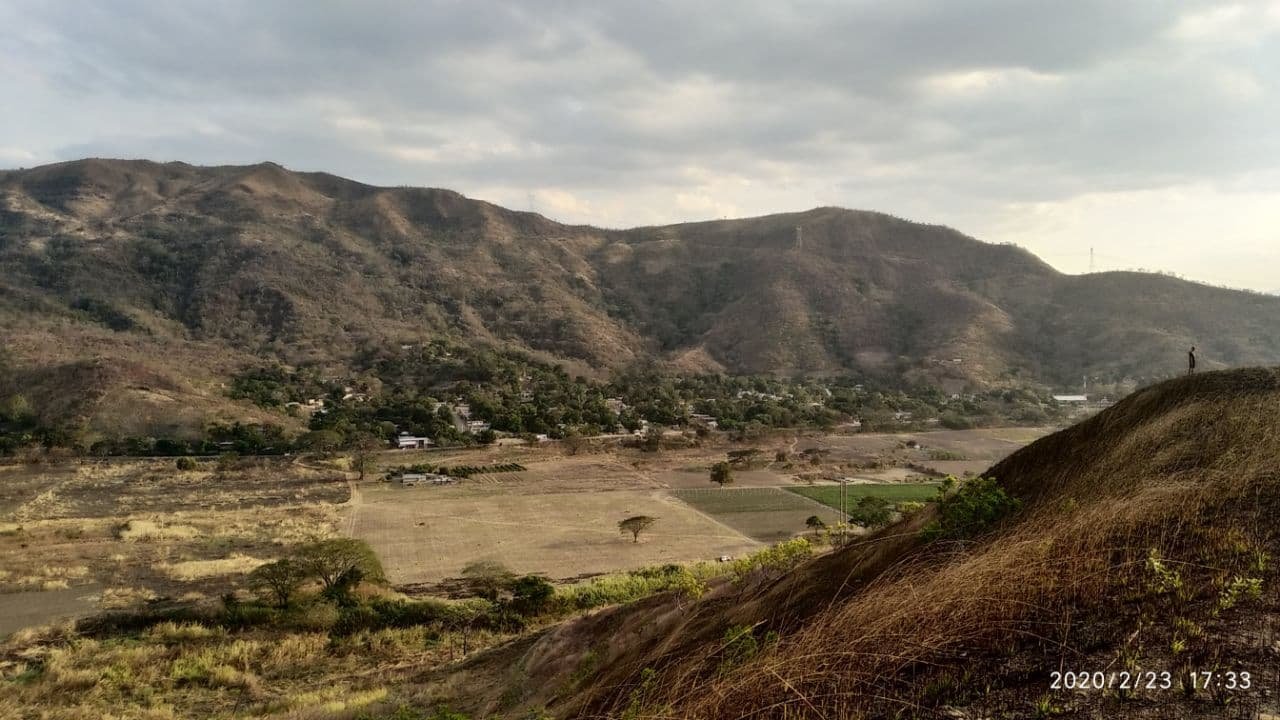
[349,433,383,482]
[510,574,555,616]
[619,515,658,543]
[848,496,892,529]
[248,558,306,607]
[300,429,343,454]
[461,559,515,601]
[805,515,826,535]
[710,461,734,488]
[295,538,384,595]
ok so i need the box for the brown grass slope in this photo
[519,368,1280,719]
[4,158,1280,401]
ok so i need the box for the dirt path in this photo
[341,477,362,537]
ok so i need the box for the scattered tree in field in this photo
[710,461,734,488]
[805,515,826,535]
[461,559,515,601]
[295,538,385,596]
[248,558,306,607]
[350,432,383,482]
[510,574,555,615]
[619,515,658,543]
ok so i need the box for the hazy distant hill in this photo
[3,158,1278,424]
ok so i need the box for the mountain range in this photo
[3,158,1279,431]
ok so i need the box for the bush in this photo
[510,575,555,616]
[731,538,812,584]
[922,476,1021,541]
[175,456,198,471]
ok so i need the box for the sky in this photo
[2,1,1279,292]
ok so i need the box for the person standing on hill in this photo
[1188,346,1197,375]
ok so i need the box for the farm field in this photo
[671,487,846,542]
[351,485,760,584]
[352,426,1048,584]
[787,483,943,512]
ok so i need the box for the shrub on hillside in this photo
[921,476,1021,541]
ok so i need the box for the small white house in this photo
[1053,395,1089,404]
[464,420,491,434]
[396,433,433,449]
[400,473,427,486]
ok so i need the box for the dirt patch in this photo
[353,485,759,584]
[0,584,99,637]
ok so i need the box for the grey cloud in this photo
[2,0,1279,289]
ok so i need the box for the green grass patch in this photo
[787,483,942,512]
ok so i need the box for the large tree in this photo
[349,432,384,482]
[295,538,384,594]
[619,515,658,543]
[248,558,306,607]
[461,559,515,601]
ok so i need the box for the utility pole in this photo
[795,225,803,250]
[1089,247,1095,274]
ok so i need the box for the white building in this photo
[396,433,433,449]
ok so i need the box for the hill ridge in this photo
[3,158,1280,406]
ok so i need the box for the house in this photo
[400,473,427,486]
[464,420,491,434]
[429,474,456,485]
[689,412,718,430]
[604,398,627,414]
[395,433,433,450]
[1053,395,1089,404]
[533,433,550,443]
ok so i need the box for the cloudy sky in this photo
[3,1,1278,291]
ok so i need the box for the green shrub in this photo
[731,538,812,583]
[921,477,1021,541]
[175,456,198,471]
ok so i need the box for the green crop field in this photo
[673,487,823,514]
[787,483,942,512]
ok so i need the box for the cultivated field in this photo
[787,483,943,513]
[351,485,759,584]
[353,426,1047,586]
[672,487,846,542]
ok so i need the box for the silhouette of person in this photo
[1188,346,1197,375]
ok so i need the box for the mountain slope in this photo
[3,158,1279,403]
[454,368,1280,718]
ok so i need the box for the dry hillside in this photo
[3,159,1280,423]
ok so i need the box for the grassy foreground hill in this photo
[3,159,1280,434]
[451,367,1280,719]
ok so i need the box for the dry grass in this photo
[158,554,268,581]
[585,369,1280,719]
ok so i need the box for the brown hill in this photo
[443,368,1280,718]
[3,158,1279,416]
